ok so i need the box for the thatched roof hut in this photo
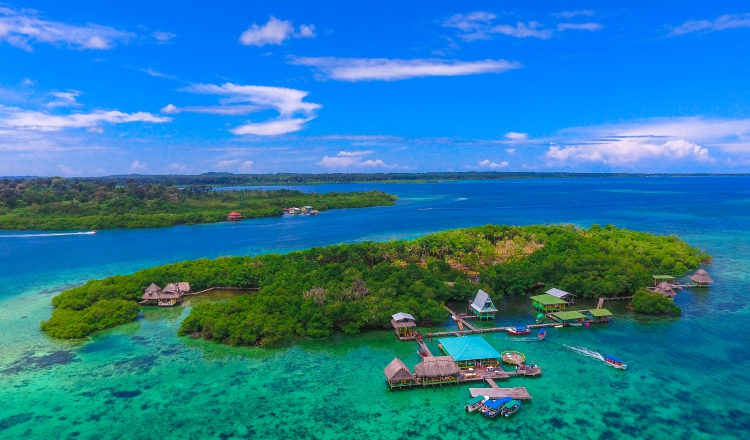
[384,358,413,382]
[142,283,162,300]
[414,356,461,378]
[689,269,713,286]
[653,282,677,298]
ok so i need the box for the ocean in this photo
[1,177,748,439]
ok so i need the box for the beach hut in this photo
[227,212,243,221]
[383,358,414,389]
[546,288,576,304]
[438,336,501,369]
[689,269,713,287]
[391,312,416,340]
[652,275,675,286]
[549,311,586,325]
[470,289,498,319]
[530,294,568,312]
[652,282,677,298]
[414,356,461,386]
[583,309,613,323]
[141,283,162,304]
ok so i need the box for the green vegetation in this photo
[40,299,140,339]
[42,224,709,345]
[630,289,682,315]
[0,178,396,230]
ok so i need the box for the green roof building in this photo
[530,294,568,312]
[549,310,586,325]
[582,308,613,323]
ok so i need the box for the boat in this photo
[554,324,563,328]
[604,355,627,369]
[501,350,526,366]
[507,326,530,335]
[501,399,522,417]
[481,397,513,418]
[465,395,488,412]
[535,313,545,323]
[570,322,583,327]
[418,347,429,358]
[538,328,546,340]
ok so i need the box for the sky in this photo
[1,1,750,176]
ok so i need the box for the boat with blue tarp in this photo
[538,328,546,340]
[604,355,627,369]
[481,397,513,418]
[508,326,530,336]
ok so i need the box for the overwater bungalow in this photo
[141,283,162,303]
[689,269,713,287]
[652,275,675,286]
[438,336,501,369]
[384,358,414,390]
[391,312,416,340]
[652,282,677,298]
[582,308,613,323]
[141,282,189,307]
[549,310,586,325]
[546,287,576,305]
[413,356,461,386]
[470,289,497,319]
[530,294,568,312]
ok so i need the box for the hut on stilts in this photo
[384,358,414,389]
[391,312,417,340]
[652,282,677,298]
[689,269,713,287]
[414,356,461,386]
[140,282,190,307]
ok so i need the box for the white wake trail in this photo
[0,231,97,238]
[564,344,605,362]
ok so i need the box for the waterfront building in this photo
[391,312,416,340]
[545,287,576,304]
[470,289,497,319]
[689,269,713,287]
[582,309,613,323]
[530,294,568,312]
[438,336,501,369]
[384,358,414,389]
[413,356,461,386]
[549,310,586,325]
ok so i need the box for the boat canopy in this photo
[484,397,513,410]
[538,328,546,333]
[467,396,485,405]
[605,355,622,363]
[503,400,521,409]
[514,326,528,331]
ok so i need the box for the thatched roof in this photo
[391,319,416,329]
[178,282,191,292]
[414,356,460,378]
[145,283,161,293]
[163,283,179,293]
[689,269,713,284]
[653,282,677,297]
[384,358,413,382]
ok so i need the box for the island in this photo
[41,224,710,344]
[0,178,396,230]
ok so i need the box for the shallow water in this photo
[1,177,749,439]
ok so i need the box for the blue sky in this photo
[1,1,750,176]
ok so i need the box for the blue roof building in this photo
[438,336,502,368]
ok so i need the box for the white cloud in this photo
[0,105,171,131]
[21,78,36,86]
[152,31,176,43]
[46,91,81,108]
[0,6,134,51]
[141,68,176,79]
[130,160,147,170]
[172,82,321,136]
[546,139,711,165]
[57,164,77,175]
[289,56,521,81]
[478,159,508,168]
[504,132,528,140]
[553,10,595,19]
[505,148,516,154]
[668,14,750,36]
[167,163,188,173]
[213,159,254,171]
[444,13,553,40]
[239,16,315,46]
[318,151,393,168]
[557,23,603,31]
[337,150,374,157]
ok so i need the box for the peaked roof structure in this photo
[653,282,677,297]
[145,283,161,293]
[471,289,497,313]
[438,336,501,361]
[530,294,568,305]
[384,358,413,382]
[689,269,713,284]
[414,356,461,377]
[546,288,575,299]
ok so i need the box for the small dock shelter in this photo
[546,288,576,304]
[391,312,416,340]
[414,356,461,386]
[530,294,567,312]
[652,282,677,298]
[582,309,613,323]
[689,269,713,287]
[652,275,675,286]
[549,310,586,325]
[438,336,501,369]
[470,289,498,319]
[384,358,414,389]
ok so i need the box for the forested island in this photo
[0,178,396,230]
[41,224,709,345]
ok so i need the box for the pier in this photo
[597,296,633,308]
[469,387,533,400]
[186,286,259,296]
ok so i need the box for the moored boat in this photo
[508,326,530,335]
[465,395,488,412]
[501,399,522,417]
[604,355,627,369]
[481,397,513,418]
[538,328,546,340]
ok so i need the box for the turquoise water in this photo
[1,177,749,439]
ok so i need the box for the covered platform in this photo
[391,312,417,340]
[530,294,568,312]
[689,269,713,287]
[384,358,414,389]
[582,308,612,323]
[414,356,461,386]
[549,310,586,325]
[438,336,501,368]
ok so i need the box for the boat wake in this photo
[454,198,468,201]
[0,231,97,238]
[564,345,605,362]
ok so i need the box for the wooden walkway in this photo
[469,387,533,400]
[485,378,499,388]
[444,306,476,331]
[186,286,259,296]
[416,338,433,357]
[597,296,634,308]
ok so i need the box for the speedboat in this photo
[508,326,530,335]
[604,355,627,369]
[537,328,546,340]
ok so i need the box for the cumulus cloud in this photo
[168,83,321,136]
[0,105,171,131]
[318,151,393,168]
[553,10,595,19]
[668,14,750,36]
[478,159,508,168]
[46,91,81,108]
[213,159,254,171]
[0,6,134,51]
[546,139,711,165]
[239,16,315,46]
[557,23,603,31]
[289,56,521,81]
[505,148,516,154]
[167,163,188,173]
[152,31,176,43]
[504,132,528,140]
[130,160,147,170]
[443,12,553,40]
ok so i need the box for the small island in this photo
[41,224,710,344]
[0,178,397,230]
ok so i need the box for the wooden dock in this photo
[416,338,433,357]
[186,287,259,296]
[597,295,633,308]
[444,306,476,331]
[469,387,533,400]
